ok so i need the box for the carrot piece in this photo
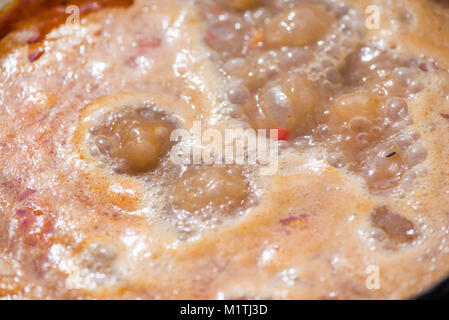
[275,128,289,141]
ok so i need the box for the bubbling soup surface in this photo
[0,0,449,300]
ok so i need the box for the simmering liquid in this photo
[0,0,449,299]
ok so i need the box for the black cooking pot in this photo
[417,276,449,299]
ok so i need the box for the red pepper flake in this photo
[138,36,162,49]
[28,47,44,62]
[280,216,302,227]
[275,128,289,141]
[206,30,216,42]
[441,113,449,121]
[280,213,309,233]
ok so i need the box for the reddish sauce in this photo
[0,0,133,41]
